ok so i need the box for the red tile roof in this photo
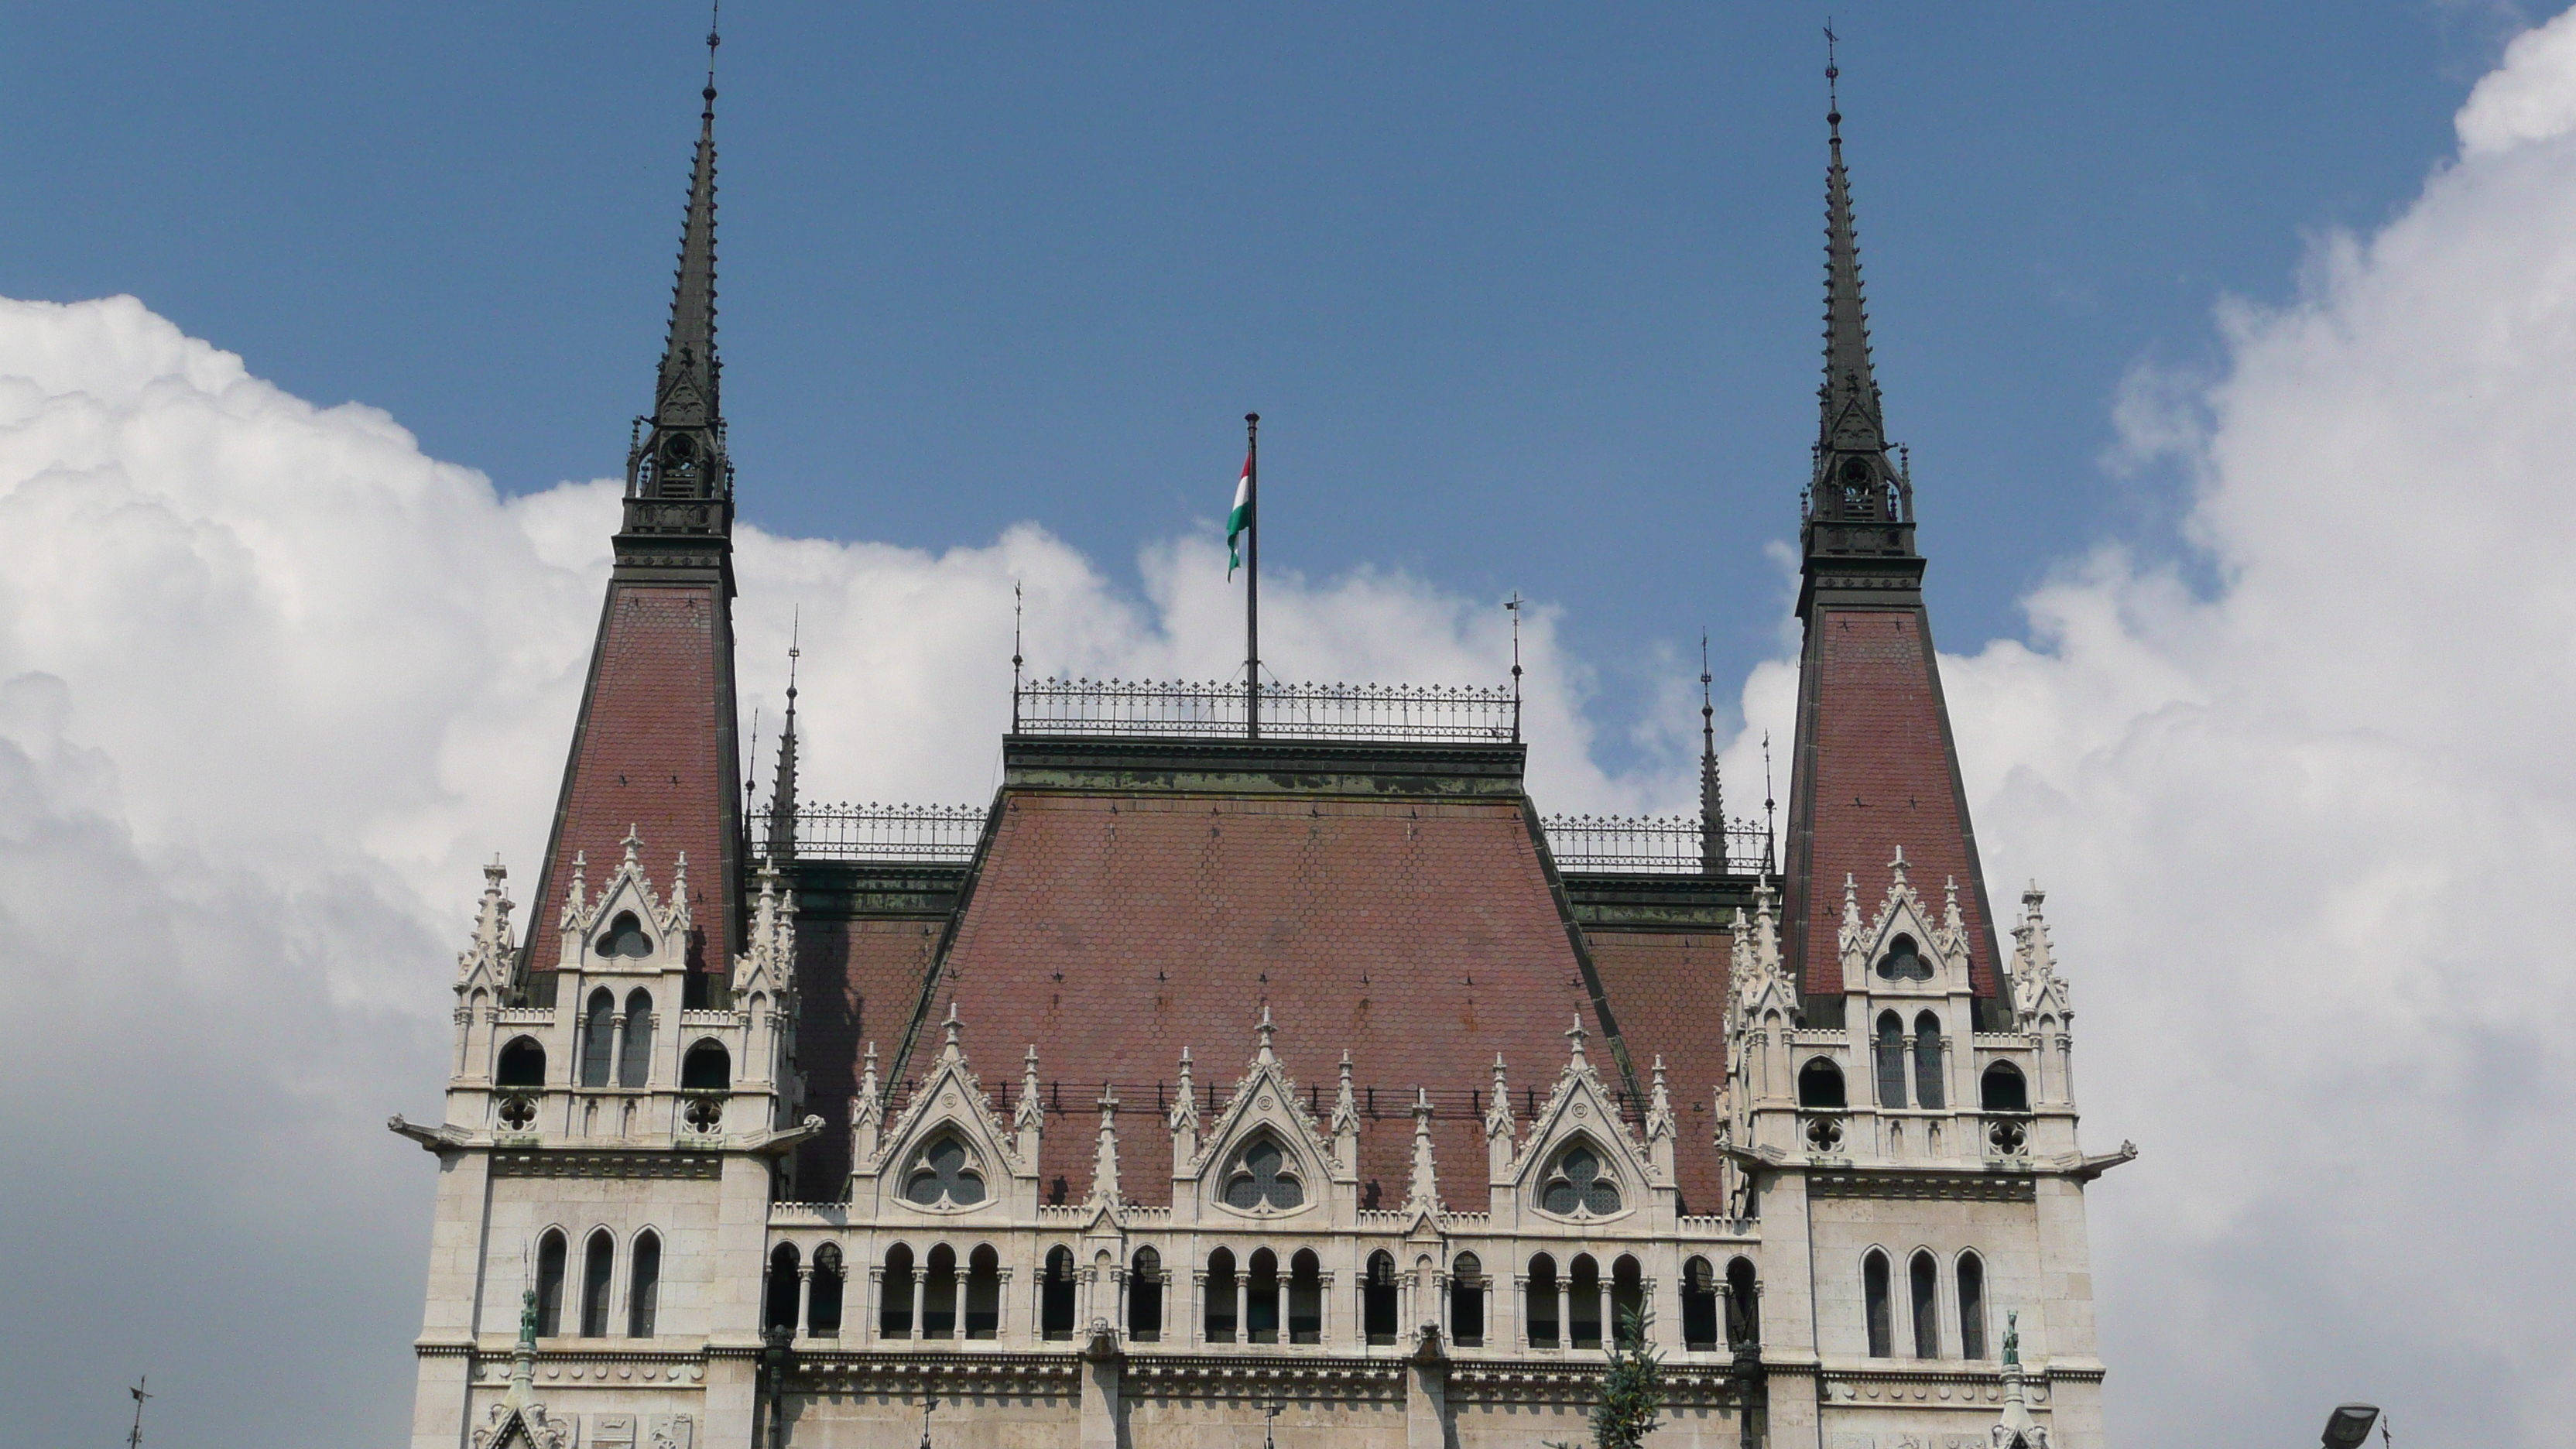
[793,916,944,1193]
[1785,606,1997,998]
[525,583,738,977]
[1583,930,1732,1214]
[912,792,1609,1208]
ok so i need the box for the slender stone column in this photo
[952,1268,969,1340]
[1557,1281,1571,1349]
[867,1267,885,1344]
[608,1012,628,1088]
[793,1267,814,1341]
[909,1269,927,1339]
[1235,1273,1249,1345]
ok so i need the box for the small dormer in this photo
[1186,1011,1333,1225]
[1503,1020,1663,1231]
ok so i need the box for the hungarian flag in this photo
[1226,453,1252,578]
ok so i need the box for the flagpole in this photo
[1245,412,1260,739]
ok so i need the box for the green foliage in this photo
[1544,1306,1666,1449]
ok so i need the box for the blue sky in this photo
[19,8,2576,1446]
[3,3,2512,766]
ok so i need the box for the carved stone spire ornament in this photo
[1088,1086,1122,1207]
[1406,1087,1440,1210]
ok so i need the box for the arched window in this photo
[598,910,652,959]
[1862,1250,1893,1358]
[1128,1248,1163,1342]
[1451,1252,1486,1348]
[1913,1012,1945,1109]
[1526,1253,1560,1348]
[808,1244,843,1337]
[533,1230,567,1337]
[1957,1252,1988,1358]
[1797,1057,1846,1109]
[879,1244,916,1338]
[764,1243,800,1334]
[903,1136,988,1208]
[1539,1141,1622,1216]
[581,988,615,1088]
[1205,1248,1239,1343]
[628,1231,660,1338]
[1877,932,1930,981]
[922,1244,958,1339]
[1221,1137,1305,1211]
[1981,1061,2030,1113]
[1840,457,1876,518]
[966,1245,1002,1339]
[1611,1255,1646,1349]
[580,1229,615,1336]
[1363,1250,1399,1345]
[620,989,653,1088]
[682,1040,731,1091]
[1910,1250,1941,1358]
[1875,1012,1907,1108]
[1680,1256,1719,1350]
[1726,1255,1761,1349]
[1289,1249,1324,1345]
[1567,1254,1603,1349]
[1040,1245,1077,1341]
[496,1037,546,1088]
[1246,1249,1281,1344]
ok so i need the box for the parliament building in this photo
[393,38,2130,1449]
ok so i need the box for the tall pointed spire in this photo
[763,618,800,862]
[1698,631,1725,874]
[1804,31,1913,557]
[516,14,748,1002]
[1780,33,2005,1027]
[622,11,733,537]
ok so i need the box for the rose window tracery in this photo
[904,1136,988,1208]
[1539,1143,1622,1217]
[1222,1139,1304,1211]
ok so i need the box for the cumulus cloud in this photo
[1814,11,2576,1441]
[0,294,1677,1446]
[12,9,2576,1442]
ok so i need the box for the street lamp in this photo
[2321,1404,2379,1447]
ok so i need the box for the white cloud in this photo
[13,9,2576,1440]
[1808,14,2576,1440]
[0,293,1677,1445]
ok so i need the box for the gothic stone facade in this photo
[393,49,2128,1449]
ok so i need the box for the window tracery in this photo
[903,1135,988,1208]
[1221,1137,1304,1211]
[1538,1141,1622,1217]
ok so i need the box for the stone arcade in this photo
[392,38,2131,1449]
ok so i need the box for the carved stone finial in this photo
[1333,1050,1360,1136]
[1564,1015,1589,1067]
[1169,1046,1199,1136]
[1888,844,1909,890]
[1015,1043,1044,1134]
[1646,1054,1675,1142]
[1406,1086,1439,1209]
[1254,1004,1277,1064]
[1485,1053,1513,1142]
[622,825,644,870]
[944,1001,963,1052]
[1088,1085,1122,1207]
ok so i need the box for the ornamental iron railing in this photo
[749,803,986,862]
[1011,677,1520,743]
[1540,813,1774,875]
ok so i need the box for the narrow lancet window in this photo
[1863,1250,1893,1358]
